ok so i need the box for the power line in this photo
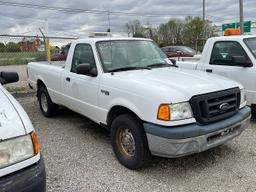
[0,34,77,39]
[0,1,202,18]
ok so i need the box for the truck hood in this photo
[0,86,26,140]
[110,67,242,103]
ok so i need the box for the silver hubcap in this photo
[40,93,48,112]
[117,128,135,158]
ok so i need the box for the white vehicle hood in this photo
[0,86,26,140]
[109,67,242,103]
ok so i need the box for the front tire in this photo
[38,87,58,117]
[111,114,151,170]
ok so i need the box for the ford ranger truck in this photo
[176,35,256,111]
[0,71,46,191]
[27,37,251,170]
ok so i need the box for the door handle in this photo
[66,77,71,82]
[206,69,213,73]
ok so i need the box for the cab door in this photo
[62,43,101,121]
[201,41,256,105]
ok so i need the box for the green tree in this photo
[0,42,6,52]
[6,42,21,52]
[125,20,145,37]
[158,19,184,46]
[183,16,218,51]
[125,17,218,51]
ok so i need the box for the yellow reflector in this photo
[157,104,170,121]
[31,132,40,155]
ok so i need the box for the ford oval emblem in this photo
[219,103,230,111]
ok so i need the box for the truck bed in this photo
[27,61,66,99]
[30,61,66,68]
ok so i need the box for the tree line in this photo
[0,42,21,52]
[125,16,218,51]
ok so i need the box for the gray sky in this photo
[0,0,255,37]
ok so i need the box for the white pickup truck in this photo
[177,35,256,109]
[0,71,46,191]
[28,37,251,170]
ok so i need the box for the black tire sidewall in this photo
[111,114,151,170]
[38,87,57,117]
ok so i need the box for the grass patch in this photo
[0,52,46,66]
[5,86,34,93]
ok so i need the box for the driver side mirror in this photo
[0,71,19,85]
[232,56,253,67]
[76,64,98,77]
[169,58,176,65]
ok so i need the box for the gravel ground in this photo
[15,94,256,192]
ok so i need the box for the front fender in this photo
[108,97,145,121]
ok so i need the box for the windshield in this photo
[244,38,256,59]
[96,40,170,72]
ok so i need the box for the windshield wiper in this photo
[147,63,178,68]
[108,66,151,72]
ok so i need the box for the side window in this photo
[169,47,176,52]
[210,41,251,66]
[71,44,96,73]
[161,47,168,52]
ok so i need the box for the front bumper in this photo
[144,106,251,158]
[0,158,46,192]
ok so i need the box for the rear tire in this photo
[252,105,256,116]
[111,114,151,170]
[38,87,58,117]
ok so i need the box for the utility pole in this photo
[45,19,49,37]
[239,0,244,34]
[203,0,205,22]
[202,0,206,46]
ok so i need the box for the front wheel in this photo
[38,87,58,117]
[111,114,151,170]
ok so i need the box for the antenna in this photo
[108,10,111,33]
[107,8,113,69]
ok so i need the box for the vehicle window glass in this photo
[180,46,196,54]
[71,44,96,73]
[96,40,168,72]
[244,37,256,59]
[210,41,251,66]
[170,47,176,52]
[161,47,168,52]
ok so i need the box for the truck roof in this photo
[72,37,152,44]
[209,35,256,41]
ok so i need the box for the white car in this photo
[28,37,251,170]
[0,71,46,191]
[177,35,256,109]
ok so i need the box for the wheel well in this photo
[107,106,141,127]
[37,80,46,90]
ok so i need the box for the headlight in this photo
[157,102,193,121]
[240,89,246,105]
[0,132,39,169]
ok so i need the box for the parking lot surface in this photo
[16,94,256,192]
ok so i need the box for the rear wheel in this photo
[252,105,256,116]
[38,87,58,117]
[111,114,151,170]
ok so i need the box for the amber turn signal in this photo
[31,132,40,155]
[157,104,170,121]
